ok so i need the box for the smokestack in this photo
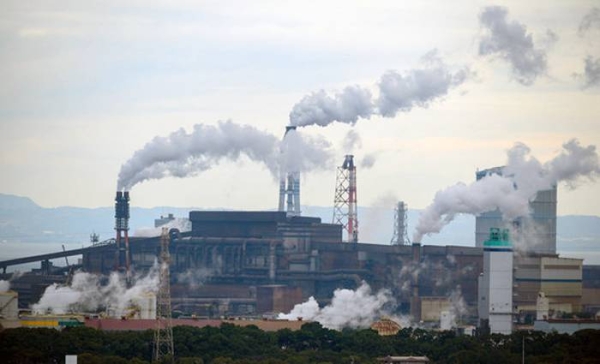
[114,190,131,278]
[279,126,301,217]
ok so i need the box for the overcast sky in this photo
[1,1,599,217]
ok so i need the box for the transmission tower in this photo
[333,155,358,243]
[390,201,410,245]
[153,228,174,363]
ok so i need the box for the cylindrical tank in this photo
[0,291,18,320]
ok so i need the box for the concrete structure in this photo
[256,285,302,314]
[514,255,583,321]
[475,167,557,255]
[0,290,18,320]
[155,214,175,228]
[478,228,513,335]
[420,297,451,322]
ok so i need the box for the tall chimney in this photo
[278,126,301,217]
[114,190,131,278]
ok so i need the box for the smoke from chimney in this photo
[117,120,333,191]
[289,50,470,128]
[413,139,600,242]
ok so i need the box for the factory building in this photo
[478,228,514,335]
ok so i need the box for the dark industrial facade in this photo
[79,210,484,321]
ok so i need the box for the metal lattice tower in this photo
[153,227,174,363]
[391,201,410,245]
[332,155,358,243]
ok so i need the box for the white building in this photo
[478,228,513,334]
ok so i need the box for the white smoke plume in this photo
[289,50,470,127]
[117,120,333,190]
[279,127,334,175]
[277,282,394,330]
[578,7,600,35]
[413,139,600,242]
[447,286,468,328]
[32,264,160,315]
[0,280,9,292]
[377,50,471,118]
[478,6,549,85]
[118,121,280,190]
[342,129,362,153]
[176,268,213,290]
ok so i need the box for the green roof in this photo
[483,228,512,247]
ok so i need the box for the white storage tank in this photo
[0,291,19,320]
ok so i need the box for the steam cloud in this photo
[289,50,470,128]
[279,127,334,175]
[32,265,160,315]
[117,120,333,190]
[413,139,600,242]
[277,282,393,330]
[479,6,549,85]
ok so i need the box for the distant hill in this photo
[0,194,598,254]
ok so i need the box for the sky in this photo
[1,0,599,217]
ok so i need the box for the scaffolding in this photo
[333,155,358,243]
[153,228,174,363]
[390,201,410,245]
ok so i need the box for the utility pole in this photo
[153,228,174,363]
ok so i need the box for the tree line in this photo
[1,322,599,363]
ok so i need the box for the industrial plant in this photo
[1,135,599,339]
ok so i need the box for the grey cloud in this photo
[581,56,600,89]
[578,7,600,35]
[478,6,548,86]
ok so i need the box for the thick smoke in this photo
[289,86,374,127]
[578,7,600,35]
[377,51,470,118]
[289,50,470,128]
[413,139,600,242]
[32,265,159,315]
[279,127,334,175]
[478,6,548,85]
[118,121,333,190]
[277,282,393,330]
[118,121,279,190]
